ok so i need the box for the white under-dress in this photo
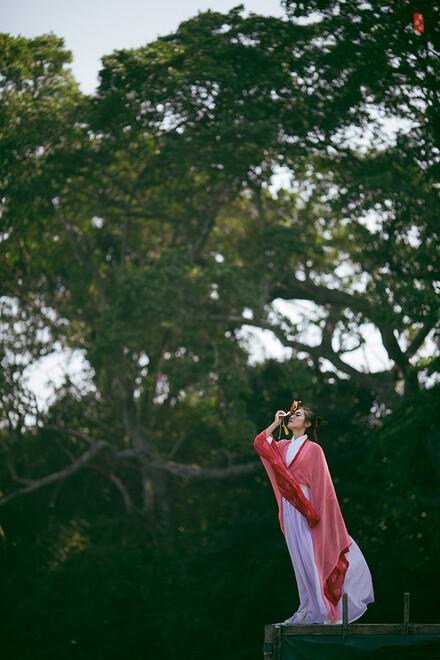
[269,434,374,624]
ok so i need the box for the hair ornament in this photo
[279,400,302,439]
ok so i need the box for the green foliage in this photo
[1,3,440,657]
[340,385,440,623]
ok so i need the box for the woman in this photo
[254,405,374,624]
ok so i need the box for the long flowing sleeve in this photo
[254,431,320,532]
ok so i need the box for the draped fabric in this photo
[282,485,374,624]
[254,431,353,622]
[253,433,320,528]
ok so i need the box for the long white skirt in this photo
[282,489,374,624]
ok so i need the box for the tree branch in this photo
[271,274,408,371]
[167,430,186,459]
[191,202,224,262]
[406,321,437,360]
[116,447,261,481]
[106,472,140,514]
[0,441,108,507]
[44,425,98,444]
[152,458,261,481]
[208,312,397,393]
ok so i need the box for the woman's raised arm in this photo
[265,410,286,438]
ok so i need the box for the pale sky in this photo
[0,0,285,94]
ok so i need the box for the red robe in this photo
[254,431,352,622]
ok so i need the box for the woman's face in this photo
[287,408,311,435]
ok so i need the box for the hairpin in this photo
[278,400,302,438]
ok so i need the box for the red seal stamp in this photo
[414,13,424,33]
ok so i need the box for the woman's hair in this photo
[297,406,323,441]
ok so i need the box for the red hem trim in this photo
[324,547,350,606]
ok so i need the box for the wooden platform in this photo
[264,594,440,659]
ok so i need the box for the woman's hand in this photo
[265,410,287,438]
[274,410,287,425]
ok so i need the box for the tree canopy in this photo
[1,2,439,658]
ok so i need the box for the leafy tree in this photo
[278,0,440,393]
[1,0,439,523]
[0,5,439,656]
